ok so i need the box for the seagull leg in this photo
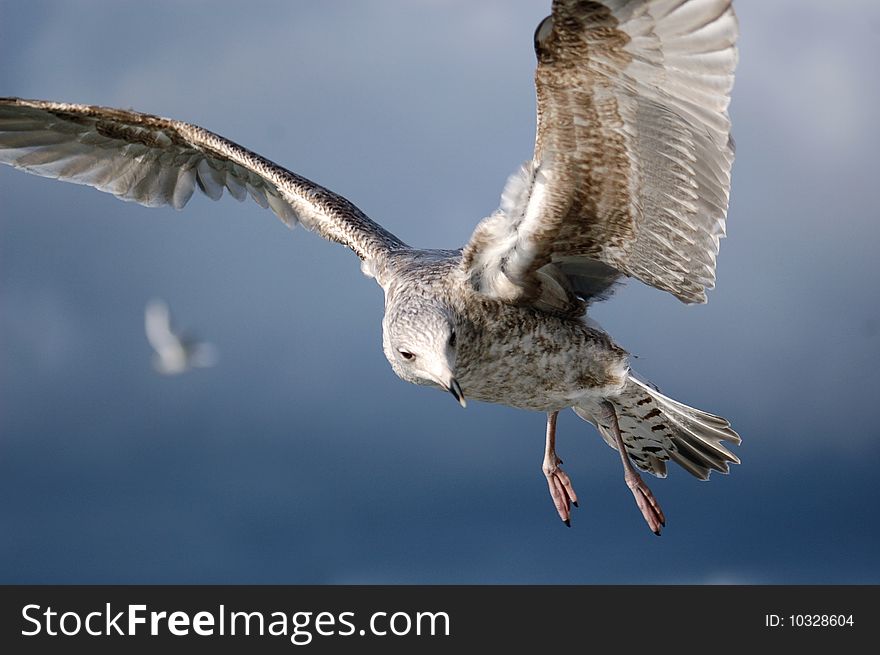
[543,410,579,527]
[598,400,666,535]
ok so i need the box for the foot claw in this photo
[626,473,665,536]
[544,458,579,525]
[599,400,668,535]
[564,519,571,528]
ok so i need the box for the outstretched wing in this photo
[461,0,737,313]
[0,98,406,277]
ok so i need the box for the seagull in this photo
[144,298,217,375]
[0,0,740,535]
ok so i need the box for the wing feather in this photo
[461,0,737,310]
[0,98,406,274]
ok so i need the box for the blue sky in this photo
[1,0,878,583]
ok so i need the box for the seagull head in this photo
[382,292,465,408]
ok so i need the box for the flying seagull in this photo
[145,298,217,375]
[0,0,740,535]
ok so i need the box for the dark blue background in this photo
[2,1,878,583]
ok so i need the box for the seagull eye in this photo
[398,350,415,361]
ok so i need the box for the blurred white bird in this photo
[144,299,217,375]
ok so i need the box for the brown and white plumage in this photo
[0,98,406,276]
[0,0,741,535]
[462,0,737,310]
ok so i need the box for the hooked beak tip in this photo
[448,378,467,409]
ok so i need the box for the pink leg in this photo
[599,400,666,535]
[543,411,579,527]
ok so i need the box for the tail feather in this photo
[668,428,727,479]
[574,374,741,481]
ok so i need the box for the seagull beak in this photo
[446,377,467,408]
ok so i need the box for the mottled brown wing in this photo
[461,0,738,311]
[0,98,405,269]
